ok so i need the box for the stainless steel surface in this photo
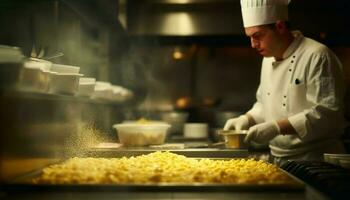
[85,148,249,158]
[123,0,243,36]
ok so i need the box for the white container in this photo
[28,58,52,71]
[18,61,50,92]
[92,81,113,100]
[113,122,170,147]
[111,85,134,102]
[49,73,83,95]
[184,123,208,138]
[77,77,96,97]
[51,64,80,74]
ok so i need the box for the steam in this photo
[120,46,173,120]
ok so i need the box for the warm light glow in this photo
[164,0,192,4]
[176,96,191,109]
[161,12,195,35]
[173,0,191,3]
[173,50,184,60]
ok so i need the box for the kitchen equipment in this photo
[184,123,208,138]
[281,160,350,199]
[217,130,248,149]
[111,85,133,102]
[113,122,171,147]
[161,111,189,135]
[323,153,350,165]
[48,73,84,95]
[77,77,96,97]
[92,81,113,100]
[51,63,80,74]
[18,60,51,92]
[28,57,52,71]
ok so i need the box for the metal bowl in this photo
[217,130,248,149]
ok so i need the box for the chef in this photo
[224,0,347,166]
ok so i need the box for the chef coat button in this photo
[284,95,286,98]
[289,69,292,72]
[291,60,294,63]
[267,92,270,95]
[283,103,286,107]
[293,55,296,58]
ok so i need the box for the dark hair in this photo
[265,21,291,29]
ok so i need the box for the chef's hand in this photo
[244,121,280,144]
[223,115,250,131]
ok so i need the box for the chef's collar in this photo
[282,30,303,59]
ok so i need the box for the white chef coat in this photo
[247,31,347,158]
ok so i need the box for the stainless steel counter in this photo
[2,191,307,200]
[2,147,333,200]
[85,147,250,158]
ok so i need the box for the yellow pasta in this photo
[33,151,294,184]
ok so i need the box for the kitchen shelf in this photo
[1,89,134,107]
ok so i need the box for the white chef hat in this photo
[241,0,291,28]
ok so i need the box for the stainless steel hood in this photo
[118,0,350,46]
[119,0,244,36]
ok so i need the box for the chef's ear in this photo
[275,20,288,33]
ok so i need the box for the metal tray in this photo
[2,159,305,194]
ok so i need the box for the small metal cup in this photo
[217,130,248,149]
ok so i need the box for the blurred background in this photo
[1,0,350,157]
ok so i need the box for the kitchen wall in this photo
[1,0,350,130]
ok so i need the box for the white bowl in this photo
[49,73,83,95]
[184,123,208,138]
[51,64,80,74]
[113,122,170,147]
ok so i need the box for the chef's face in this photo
[245,24,281,57]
